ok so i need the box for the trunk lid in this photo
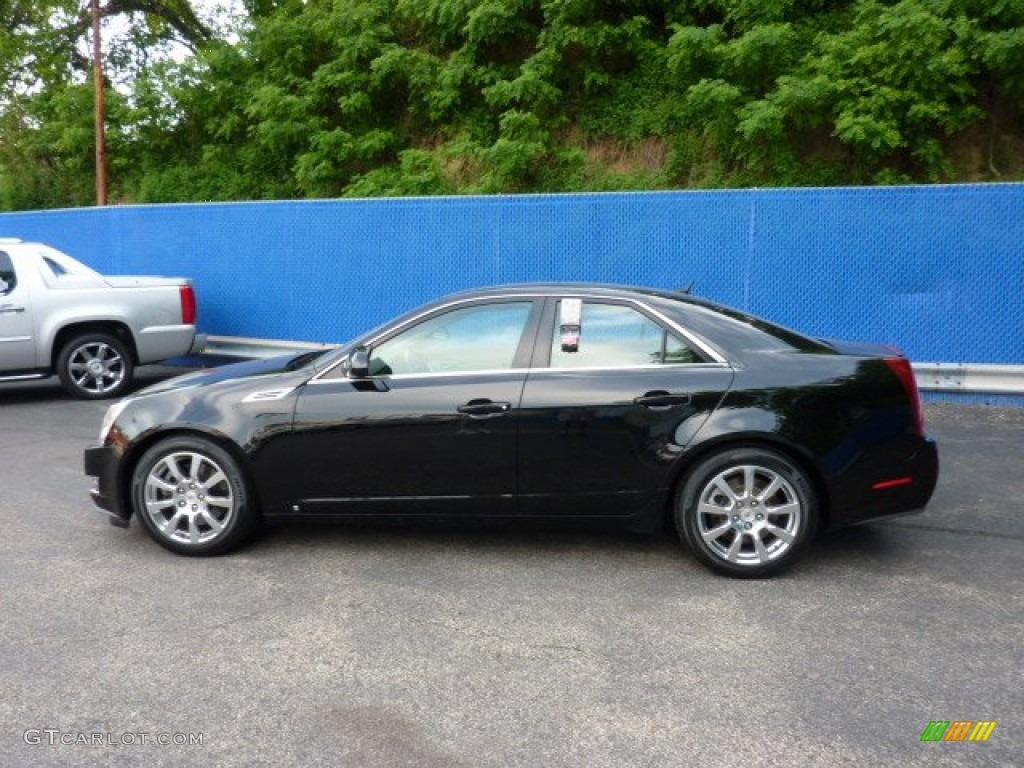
[819,337,901,357]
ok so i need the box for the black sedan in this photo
[85,284,938,577]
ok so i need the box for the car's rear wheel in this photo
[57,332,133,399]
[132,436,258,556]
[676,447,818,578]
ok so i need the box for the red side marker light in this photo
[873,477,914,491]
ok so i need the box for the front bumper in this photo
[84,444,130,527]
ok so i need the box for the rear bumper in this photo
[135,325,198,364]
[84,444,130,527]
[830,436,939,528]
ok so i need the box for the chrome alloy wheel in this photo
[695,464,803,567]
[67,340,126,395]
[142,451,235,546]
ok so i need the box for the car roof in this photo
[442,281,705,305]
[447,281,677,295]
[435,282,830,355]
[439,282,764,320]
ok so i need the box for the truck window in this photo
[43,256,68,277]
[0,251,16,295]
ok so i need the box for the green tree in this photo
[3,0,1023,208]
[0,0,213,208]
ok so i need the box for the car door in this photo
[0,251,36,371]
[279,299,541,516]
[517,296,734,518]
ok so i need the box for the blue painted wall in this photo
[2,184,1022,364]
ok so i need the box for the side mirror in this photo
[348,348,370,379]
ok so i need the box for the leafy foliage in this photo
[1,0,1022,208]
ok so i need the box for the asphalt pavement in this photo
[0,369,1020,767]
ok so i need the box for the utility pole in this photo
[91,0,108,205]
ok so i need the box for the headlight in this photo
[98,398,132,444]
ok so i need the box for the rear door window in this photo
[548,301,701,369]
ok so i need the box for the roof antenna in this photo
[678,282,696,295]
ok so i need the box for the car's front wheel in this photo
[57,332,133,399]
[675,447,818,578]
[132,437,258,556]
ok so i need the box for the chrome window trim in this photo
[307,368,532,384]
[307,361,731,384]
[528,361,732,375]
[311,291,728,383]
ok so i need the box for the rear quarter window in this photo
[43,256,68,277]
[656,297,833,355]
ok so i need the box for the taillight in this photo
[884,357,924,437]
[180,285,197,325]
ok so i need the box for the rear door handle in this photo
[457,399,512,418]
[0,304,25,314]
[634,391,691,409]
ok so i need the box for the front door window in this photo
[370,302,532,375]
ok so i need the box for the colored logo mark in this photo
[920,721,997,742]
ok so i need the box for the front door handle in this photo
[0,304,25,314]
[634,391,691,409]
[457,399,511,418]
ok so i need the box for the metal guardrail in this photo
[199,335,336,360]
[912,363,1024,395]
[196,336,1024,395]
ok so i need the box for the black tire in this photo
[131,436,259,556]
[56,332,133,399]
[675,447,818,578]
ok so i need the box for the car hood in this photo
[135,351,331,398]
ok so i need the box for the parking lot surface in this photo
[1,369,1021,767]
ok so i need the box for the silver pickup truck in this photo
[0,238,200,399]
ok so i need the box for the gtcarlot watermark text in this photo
[24,729,203,747]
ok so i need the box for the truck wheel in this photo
[57,333,134,399]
